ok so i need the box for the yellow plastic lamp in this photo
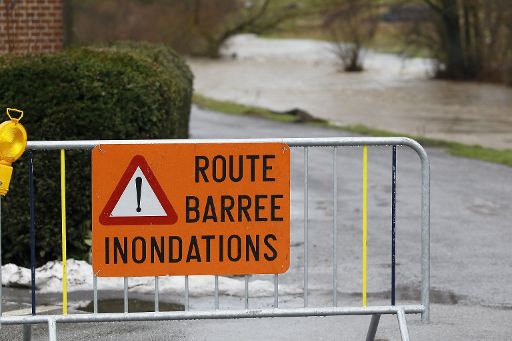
[0,108,28,196]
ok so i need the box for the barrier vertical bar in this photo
[420,148,431,322]
[29,152,36,316]
[273,274,278,308]
[123,277,128,313]
[362,146,368,307]
[365,314,381,341]
[60,149,68,315]
[155,276,159,312]
[48,318,57,341]
[214,276,219,309]
[304,147,309,307]
[25,152,35,341]
[93,274,98,314]
[396,307,411,341]
[332,147,338,307]
[244,275,249,309]
[185,276,189,311]
[391,146,397,306]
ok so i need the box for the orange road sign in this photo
[92,143,290,277]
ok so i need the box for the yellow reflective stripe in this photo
[61,149,68,315]
[362,146,368,307]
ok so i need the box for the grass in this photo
[341,124,512,167]
[193,94,297,122]
[193,94,512,167]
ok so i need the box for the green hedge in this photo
[0,43,193,267]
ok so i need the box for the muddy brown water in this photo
[190,34,512,149]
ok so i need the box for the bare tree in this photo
[70,0,305,58]
[322,0,379,72]
[404,0,512,82]
[192,0,303,58]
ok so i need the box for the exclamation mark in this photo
[136,177,142,212]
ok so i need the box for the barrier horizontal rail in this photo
[28,136,426,149]
[0,305,425,325]
[1,137,430,341]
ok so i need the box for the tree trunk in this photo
[439,0,467,79]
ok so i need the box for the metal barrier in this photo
[0,137,430,341]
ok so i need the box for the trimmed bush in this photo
[0,43,193,267]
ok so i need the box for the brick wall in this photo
[0,0,63,55]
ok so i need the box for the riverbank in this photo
[194,94,512,167]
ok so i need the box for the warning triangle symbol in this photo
[99,155,178,225]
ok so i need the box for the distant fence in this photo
[0,137,430,341]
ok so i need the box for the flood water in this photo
[190,34,512,149]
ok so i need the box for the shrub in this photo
[0,43,193,267]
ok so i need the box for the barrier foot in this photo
[48,319,57,341]
[396,308,411,341]
[365,314,381,341]
[23,324,32,341]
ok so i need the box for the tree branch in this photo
[423,0,442,13]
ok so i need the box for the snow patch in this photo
[2,263,31,287]
[2,260,301,297]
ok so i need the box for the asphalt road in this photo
[1,106,511,340]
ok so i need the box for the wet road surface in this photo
[1,107,511,340]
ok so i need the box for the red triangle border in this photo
[99,155,178,225]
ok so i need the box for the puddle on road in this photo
[80,299,184,313]
[348,285,460,305]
